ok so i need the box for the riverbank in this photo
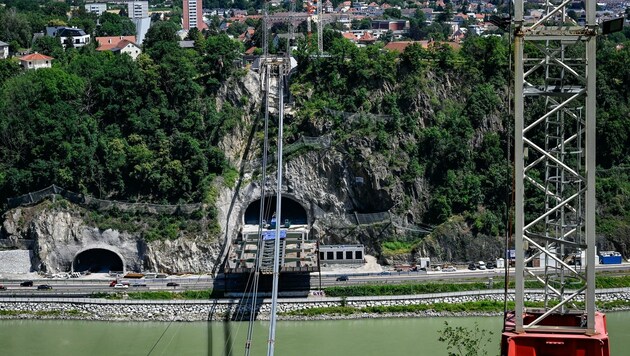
[2,288,629,322]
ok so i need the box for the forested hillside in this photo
[1,2,630,256]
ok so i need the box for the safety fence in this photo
[345,211,391,226]
[7,185,203,215]
[323,107,394,123]
[243,135,332,172]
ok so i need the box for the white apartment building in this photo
[85,3,107,16]
[127,1,149,19]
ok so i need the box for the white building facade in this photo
[85,3,107,16]
[127,1,149,19]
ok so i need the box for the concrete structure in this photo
[319,245,364,264]
[46,27,91,48]
[183,0,207,31]
[0,40,8,59]
[127,1,149,19]
[85,3,107,16]
[19,53,53,70]
[131,16,151,45]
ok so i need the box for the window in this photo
[319,252,324,260]
[326,252,333,260]
[346,251,353,260]
[356,251,363,259]
[336,251,343,260]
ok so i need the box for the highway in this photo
[1,263,629,297]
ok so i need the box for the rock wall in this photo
[1,289,629,321]
[1,203,221,274]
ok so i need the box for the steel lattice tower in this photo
[513,0,598,334]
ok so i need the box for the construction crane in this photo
[501,0,621,354]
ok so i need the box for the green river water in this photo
[1,312,629,356]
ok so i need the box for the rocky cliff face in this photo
[0,202,221,274]
[0,69,504,274]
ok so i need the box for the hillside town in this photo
[1,0,629,65]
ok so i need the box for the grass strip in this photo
[323,275,630,297]
[92,289,219,300]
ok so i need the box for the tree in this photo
[68,7,98,35]
[0,8,32,50]
[202,33,243,89]
[96,12,136,36]
[0,58,21,85]
[0,67,98,195]
[383,8,402,19]
[44,2,71,18]
[32,36,64,57]
[438,321,495,356]
[143,21,179,51]
[436,4,453,23]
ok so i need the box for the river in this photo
[1,312,629,355]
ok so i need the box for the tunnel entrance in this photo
[244,196,307,225]
[73,248,124,273]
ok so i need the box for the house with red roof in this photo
[96,36,142,60]
[357,31,377,45]
[96,36,137,51]
[19,53,54,69]
[342,32,358,42]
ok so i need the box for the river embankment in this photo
[2,288,630,322]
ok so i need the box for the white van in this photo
[477,261,487,270]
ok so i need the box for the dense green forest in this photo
[1,2,630,248]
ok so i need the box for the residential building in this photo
[85,3,107,16]
[127,1,149,19]
[96,36,142,60]
[96,36,137,49]
[46,27,91,48]
[0,40,8,59]
[183,0,207,31]
[371,20,409,32]
[110,40,142,60]
[19,53,53,69]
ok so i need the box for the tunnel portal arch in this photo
[244,196,308,226]
[72,248,125,273]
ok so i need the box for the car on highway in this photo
[467,264,477,271]
[377,271,392,276]
[113,283,128,289]
[166,282,180,287]
[443,266,457,272]
[0,285,6,290]
[336,275,349,281]
[37,284,53,290]
[20,281,33,287]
